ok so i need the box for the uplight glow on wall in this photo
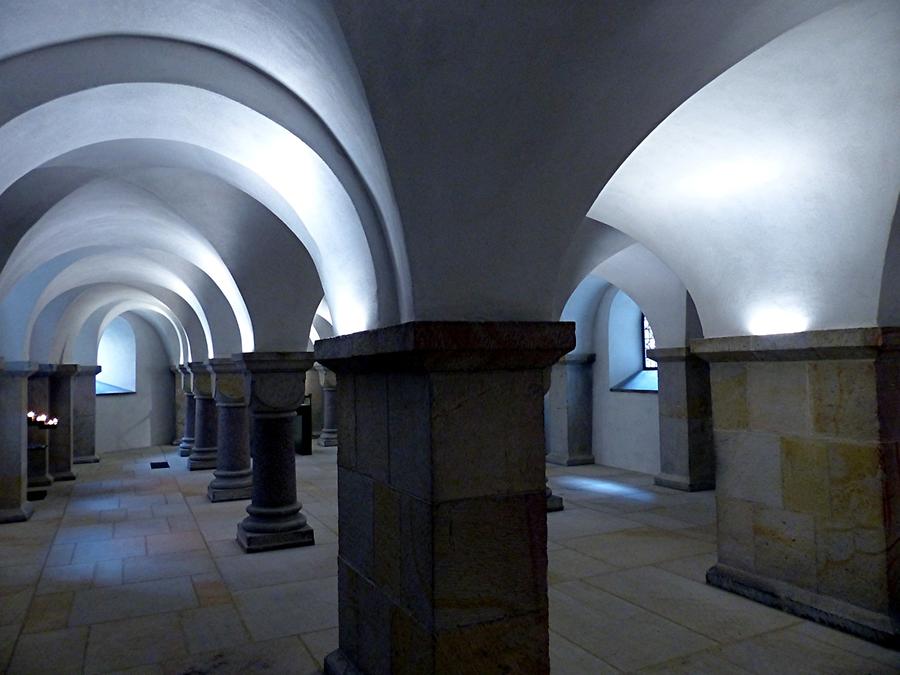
[747,306,808,336]
[678,156,782,199]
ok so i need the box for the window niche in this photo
[95,316,137,395]
[608,290,658,393]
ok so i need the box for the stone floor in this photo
[0,446,896,674]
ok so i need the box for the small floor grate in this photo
[150,461,170,469]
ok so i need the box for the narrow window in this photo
[642,314,657,370]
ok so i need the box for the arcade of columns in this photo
[1,324,897,673]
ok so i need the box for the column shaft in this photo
[207,358,252,502]
[72,366,101,464]
[48,365,78,481]
[180,394,196,457]
[0,363,36,523]
[188,361,217,471]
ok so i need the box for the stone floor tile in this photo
[166,514,200,533]
[548,547,618,585]
[7,625,88,675]
[0,623,20,671]
[55,523,114,545]
[637,646,754,673]
[206,538,243,558]
[118,494,166,510]
[655,551,717,584]
[72,536,146,564]
[192,572,232,607]
[788,622,900,669]
[0,563,42,594]
[146,530,206,556]
[0,541,50,568]
[22,590,74,633]
[216,542,338,591]
[84,612,188,674]
[179,604,250,654]
[69,576,198,625]
[549,629,619,674]
[160,635,319,675]
[300,626,338,668]
[547,505,644,542]
[45,542,76,567]
[233,576,338,641]
[550,580,714,671]
[717,627,897,674]
[36,562,95,595]
[114,518,170,539]
[98,508,130,523]
[122,550,216,584]
[584,566,800,643]
[93,559,124,587]
[566,527,716,567]
[150,502,191,518]
[0,587,33,626]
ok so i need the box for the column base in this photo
[318,430,338,447]
[27,476,53,489]
[707,563,899,649]
[236,521,315,553]
[324,649,363,675]
[546,454,594,466]
[26,489,47,501]
[209,485,253,502]
[50,471,77,482]
[73,456,100,464]
[0,503,34,524]
[208,468,254,502]
[188,447,217,471]
[546,493,565,512]
[653,472,714,492]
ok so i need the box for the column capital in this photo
[75,365,102,377]
[30,363,56,378]
[207,358,245,406]
[315,321,575,373]
[51,364,80,377]
[190,362,214,399]
[1,361,37,378]
[235,351,314,413]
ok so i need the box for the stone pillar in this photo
[316,364,338,446]
[0,362,36,523]
[546,355,595,466]
[27,364,55,487]
[693,328,900,648]
[188,361,217,471]
[207,358,252,502]
[171,366,186,445]
[177,364,195,458]
[72,365,101,464]
[317,321,574,675]
[649,347,714,491]
[47,364,78,481]
[235,352,315,553]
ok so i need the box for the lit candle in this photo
[27,411,35,419]
[36,414,46,423]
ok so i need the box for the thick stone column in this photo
[207,358,252,502]
[317,321,574,675]
[47,364,79,482]
[0,362,36,523]
[171,366,186,445]
[546,355,595,466]
[72,365,101,464]
[316,364,338,446]
[649,347,714,491]
[177,365,196,458]
[693,328,900,648]
[27,365,55,487]
[188,361,218,471]
[235,352,315,553]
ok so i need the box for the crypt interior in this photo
[0,1,899,673]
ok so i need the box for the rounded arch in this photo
[0,82,392,333]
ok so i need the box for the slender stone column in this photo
[235,352,315,553]
[27,365,55,488]
[0,362,37,523]
[177,364,195,458]
[316,364,338,446]
[207,358,252,502]
[48,364,78,481]
[72,365,101,464]
[546,355,596,466]
[317,321,574,675]
[648,347,714,491]
[693,328,900,648]
[171,366,186,446]
[188,361,218,471]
